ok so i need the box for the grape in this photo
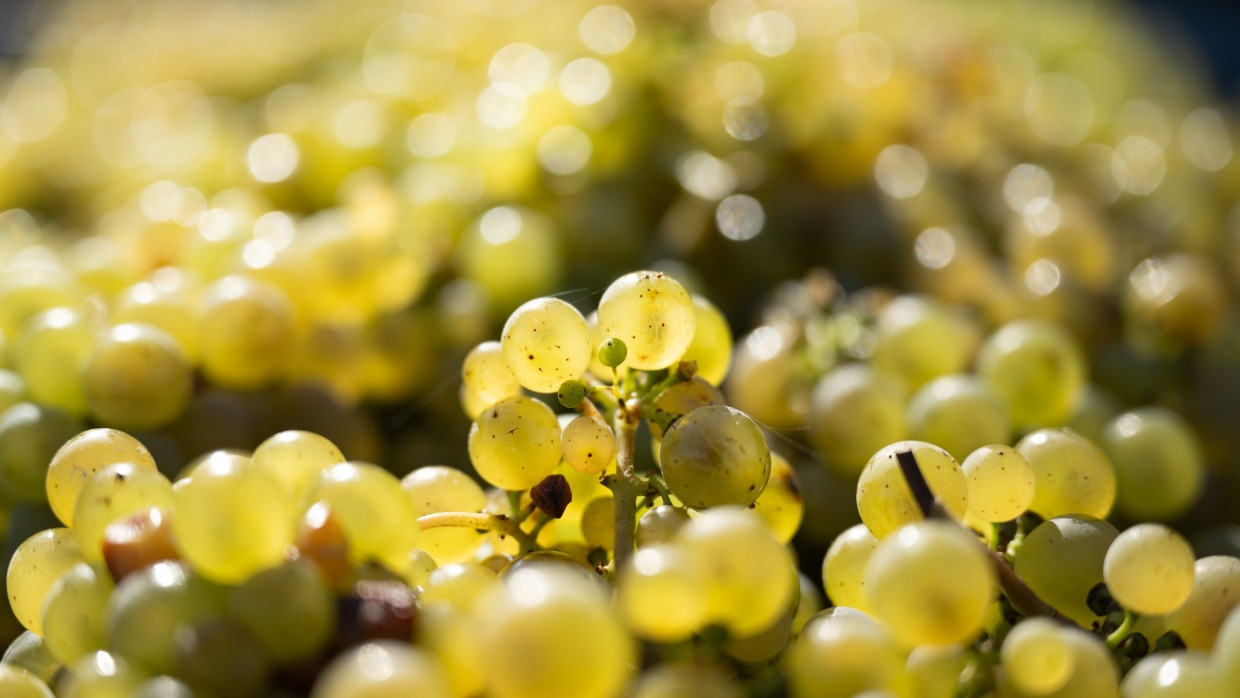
[1123,651,1225,698]
[401,465,488,564]
[456,206,563,310]
[46,428,158,528]
[57,650,143,698]
[0,369,26,415]
[905,645,967,698]
[597,271,696,371]
[906,375,1010,462]
[73,463,175,563]
[863,520,996,647]
[629,664,743,698]
[420,605,489,698]
[1165,556,1240,650]
[580,496,615,550]
[1215,606,1240,687]
[1104,523,1196,616]
[808,363,907,477]
[726,324,805,430]
[1002,627,1120,698]
[793,572,826,633]
[311,641,453,698]
[675,507,797,636]
[0,265,81,340]
[1017,428,1116,520]
[82,324,193,431]
[977,319,1086,428]
[101,507,180,584]
[468,395,562,491]
[1124,253,1228,351]
[104,561,224,674]
[561,414,616,475]
[303,461,421,573]
[173,451,294,584]
[111,277,201,362]
[1000,616,1074,695]
[40,562,112,664]
[635,504,691,547]
[1012,515,1119,627]
[198,275,297,390]
[960,445,1035,523]
[617,544,710,642]
[462,340,523,411]
[1,631,59,684]
[821,523,880,613]
[133,677,194,698]
[500,297,592,394]
[249,429,346,501]
[856,441,968,539]
[7,528,85,634]
[0,402,83,502]
[871,295,978,390]
[420,563,501,612]
[785,614,906,698]
[0,664,52,698]
[15,307,95,416]
[173,617,269,697]
[480,563,632,698]
[751,453,803,544]
[679,294,733,385]
[659,405,770,509]
[1100,408,1204,522]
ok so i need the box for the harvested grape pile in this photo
[1,0,1239,696]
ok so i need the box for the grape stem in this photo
[894,449,1068,622]
[416,512,538,552]
[606,400,642,571]
[1106,610,1139,648]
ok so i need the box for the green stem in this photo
[417,511,537,551]
[1107,610,1139,648]
[608,403,642,571]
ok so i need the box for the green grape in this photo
[1122,651,1224,698]
[784,614,907,698]
[420,604,489,698]
[863,520,996,647]
[480,562,633,698]
[82,324,193,431]
[73,463,175,563]
[557,380,586,409]
[0,265,81,340]
[455,206,563,310]
[198,275,297,390]
[47,428,158,528]
[401,548,438,590]
[7,528,86,634]
[111,277,201,362]
[1101,408,1204,522]
[905,645,967,698]
[401,465,488,565]
[57,650,143,698]
[821,523,880,613]
[0,402,83,502]
[500,297,592,394]
[659,405,770,509]
[629,664,743,698]
[1012,515,1118,627]
[2,631,60,684]
[303,461,420,573]
[1215,606,1240,686]
[726,324,804,430]
[906,375,1010,462]
[1016,428,1116,520]
[468,395,561,491]
[0,369,26,414]
[1000,616,1074,695]
[173,451,294,584]
[16,307,95,415]
[679,294,733,385]
[856,441,968,539]
[310,640,454,698]
[724,597,796,664]
[580,496,614,550]
[1104,523,1195,616]
[635,504,691,547]
[1066,385,1119,446]
[1165,556,1240,650]
[561,414,616,475]
[40,562,112,664]
[0,664,52,698]
[596,271,696,371]
[808,363,907,478]
[173,616,269,697]
[462,341,523,411]
[597,336,628,370]
[793,572,826,633]
[977,319,1086,429]
[751,453,803,544]
[617,543,709,642]
[420,563,501,612]
[1003,627,1120,698]
[676,507,797,636]
[871,295,978,390]
[249,429,346,502]
[960,445,1035,523]
[104,561,224,675]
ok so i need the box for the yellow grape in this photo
[455,205,563,310]
[635,504,691,548]
[871,295,978,390]
[46,428,158,527]
[856,440,968,539]
[420,605,489,698]
[1012,515,1118,627]
[461,340,523,409]
[751,453,803,544]
[617,544,710,642]
[303,461,421,573]
[249,429,346,501]
[401,465,488,565]
[6,528,85,634]
[0,664,52,698]
[727,325,804,430]
[561,414,617,475]
[57,650,143,698]
[16,307,95,416]
[808,363,908,478]
[0,402,84,502]
[1165,556,1240,650]
[40,562,112,665]
[1000,616,1074,695]
[659,405,770,509]
[977,319,1086,429]
[821,523,879,613]
[198,275,297,390]
[310,641,453,698]
[785,614,907,698]
[597,271,696,371]
[580,496,614,550]
[111,277,202,362]
[1017,428,1116,520]
[73,463,175,563]
[1101,407,1204,522]
[468,395,561,491]
[960,444,1035,523]
[0,265,82,340]
[1123,651,1226,698]
[421,563,501,612]
[629,664,743,698]
[678,294,733,385]
[906,375,1010,462]
[1103,523,1195,616]
[500,297,591,394]
[82,323,193,431]
[905,645,968,698]
[1003,628,1119,698]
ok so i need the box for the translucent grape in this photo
[0,402,83,502]
[468,395,562,491]
[1123,651,1224,698]
[617,544,710,642]
[580,496,615,550]
[401,465,488,564]
[808,363,907,477]
[1215,606,1240,687]
[679,295,733,385]
[500,297,591,394]
[1101,408,1204,522]
[635,504,691,548]
[871,295,978,390]
[311,641,453,698]
[0,664,52,698]
[821,523,880,613]
[249,429,346,502]
[856,441,968,539]
[1104,523,1196,616]
[16,307,95,415]
[104,562,224,675]
[785,614,906,698]
[904,645,967,698]
[1165,556,1240,650]
[906,375,1010,462]
[420,605,488,698]
[462,341,523,412]
[977,319,1086,428]
[1017,428,1116,520]
[1008,628,1119,698]
[1000,616,1074,695]
[73,463,175,563]
[597,271,696,371]
[863,520,996,647]
[2,631,59,684]
[726,324,803,430]
[40,562,111,665]
[456,206,563,310]
[1012,515,1119,627]
[629,664,743,698]
[173,617,269,697]
[303,461,421,573]
[173,451,294,584]
[561,414,616,475]
[57,650,143,698]
[82,324,193,431]
[751,453,803,543]
[7,528,85,634]
[960,445,1035,523]
[421,563,501,612]
[198,275,297,390]
[660,405,770,509]
[46,428,158,527]
[111,277,201,362]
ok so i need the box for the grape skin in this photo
[1012,515,1119,627]
[6,528,85,635]
[821,523,880,613]
[856,440,968,540]
[46,428,158,528]
[1017,428,1116,521]
[1103,523,1196,617]
[597,271,696,371]
[659,405,770,509]
[960,444,1034,523]
[500,297,592,394]
[468,395,562,491]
